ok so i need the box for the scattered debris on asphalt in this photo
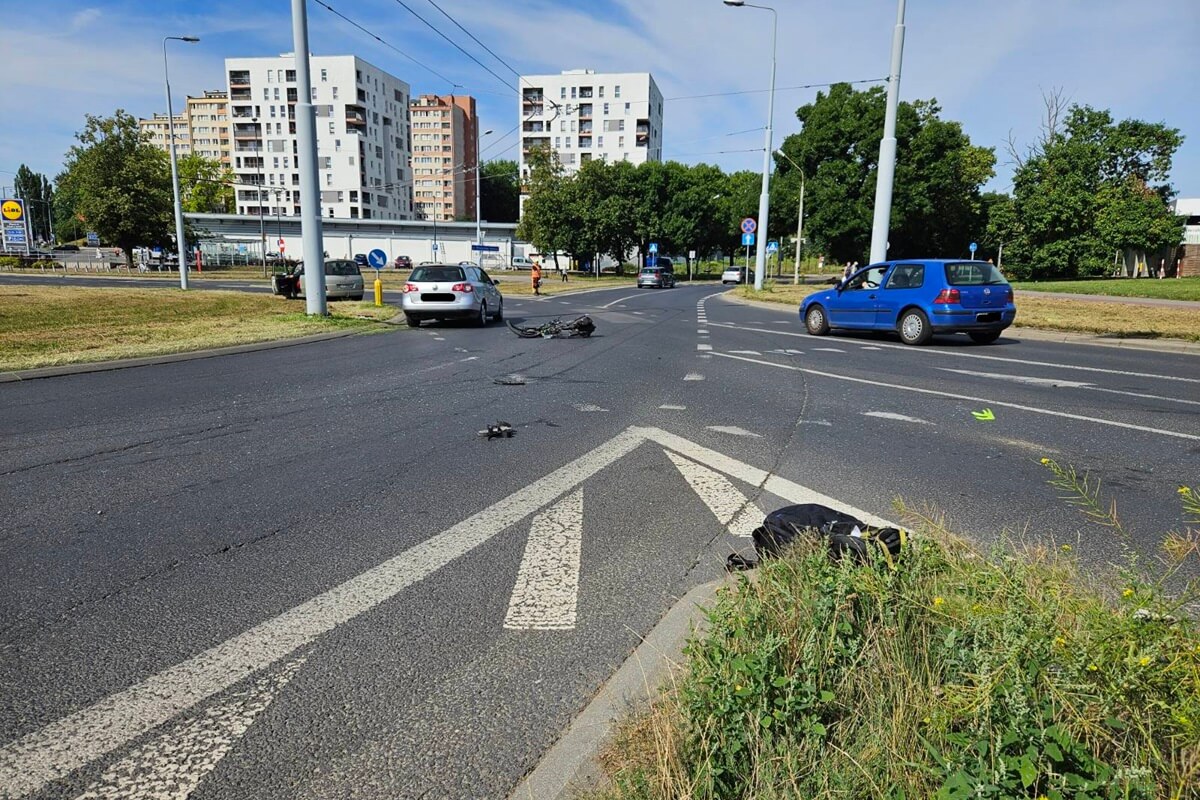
[494,374,527,385]
[478,421,515,440]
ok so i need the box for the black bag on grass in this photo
[749,504,905,566]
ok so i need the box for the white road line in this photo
[658,404,687,410]
[637,427,895,529]
[73,657,306,800]
[940,368,1200,407]
[708,323,1200,384]
[600,293,649,309]
[712,352,1200,442]
[861,346,882,350]
[572,403,609,412]
[705,425,763,438]
[0,429,646,799]
[697,343,712,351]
[664,451,760,537]
[683,373,705,381]
[698,354,713,359]
[812,347,846,353]
[698,329,708,334]
[504,489,584,631]
[862,411,934,425]
[728,350,761,355]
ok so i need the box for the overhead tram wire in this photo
[665,76,887,102]
[310,0,459,89]
[423,0,520,78]
[390,0,513,92]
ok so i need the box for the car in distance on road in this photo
[800,259,1015,345]
[394,254,412,270]
[271,259,365,300]
[721,266,751,284]
[638,265,676,289]
[510,256,535,270]
[400,263,503,327]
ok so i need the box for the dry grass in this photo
[0,286,397,372]
[1013,277,1200,302]
[734,284,1200,342]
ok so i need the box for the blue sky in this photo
[3,0,1198,197]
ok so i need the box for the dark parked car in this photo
[353,253,369,267]
[800,259,1016,345]
[394,255,412,270]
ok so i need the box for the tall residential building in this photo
[409,94,478,222]
[517,69,663,183]
[224,53,414,221]
[138,90,231,165]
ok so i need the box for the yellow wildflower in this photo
[1060,544,1072,553]
[1040,458,1051,465]
[1139,656,1152,667]
[1122,588,1134,598]
[1054,637,1066,648]
[1179,486,1192,495]
[735,684,743,692]
[1087,664,1099,672]
[933,596,945,608]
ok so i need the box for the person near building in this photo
[1158,258,1166,279]
[842,262,853,281]
[531,260,543,296]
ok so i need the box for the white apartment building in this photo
[518,69,663,182]
[139,91,231,165]
[225,54,414,221]
[409,94,478,222]
[139,112,189,157]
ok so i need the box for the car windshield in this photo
[325,260,360,276]
[945,262,1008,286]
[641,268,659,274]
[410,266,466,282]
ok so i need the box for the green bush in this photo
[0,256,21,269]
[597,478,1200,800]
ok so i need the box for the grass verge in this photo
[732,285,1200,342]
[0,286,397,372]
[593,479,1200,800]
[1013,277,1200,302]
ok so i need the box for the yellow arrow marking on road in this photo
[972,408,996,421]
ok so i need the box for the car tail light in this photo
[1003,286,1014,303]
[933,288,961,304]
[402,283,418,293]
[451,282,474,293]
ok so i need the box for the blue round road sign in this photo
[969,242,978,254]
[367,248,388,269]
[740,217,757,234]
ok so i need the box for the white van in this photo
[510,256,535,270]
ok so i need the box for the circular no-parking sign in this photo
[740,217,757,234]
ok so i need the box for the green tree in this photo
[479,159,519,223]
[516,146,574,269]
[55,110,174,265]
[1004,104,1184,279]
[177,153,234,214]
[14,165,54,243]
[776,84,994,264]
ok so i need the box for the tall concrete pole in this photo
[751,6,777,291]
[868,0,906,265]
[291,0,327,315]
[163,36,198,289]
[794,175,804,284]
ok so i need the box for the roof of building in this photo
[1171,198,1200,217]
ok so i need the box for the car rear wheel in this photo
[968,330,1002,344]
[405,313,421,328]
[477,301,488,327]
[805,304,830,336]
[898,309,932,345]
[494,299,504,322]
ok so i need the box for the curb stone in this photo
[719,292,1200,355]
[509,578,724,800]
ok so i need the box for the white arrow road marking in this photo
[939,368,1093,388]
[711,352,1200,442]
[504,490,584,630]
[664,452,760,537]
[862,411,934,425]
[572,404,609,412]
[0,429,645,799]
[74,657,306,800]
[683,373,705,381]
[705,425,763,438]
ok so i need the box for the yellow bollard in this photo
[374,275,383,307]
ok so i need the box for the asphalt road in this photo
[1,283,1197,798]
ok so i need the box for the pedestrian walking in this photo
[560,263,568,282]
[842,261,853,281]
[1158,258,1166,279]
[531,260,543,296]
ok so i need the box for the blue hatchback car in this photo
[799,259,1016,345]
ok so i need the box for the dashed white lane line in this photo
[697,343,713,351]
[683,373,705,381]
[664,451,760,537]
[705,425,763,438]
[74,657,306,800]
[861,346,882,350]
[600,294,647,309]
[698,354,713,359]
[0,429,647,798]
[658,404,687,410]
[939,368,1200,407]
[712,352,1200,442]
[504,489,584,631]
[707,323,1200,385]
[728,350,761,355]
[698,329,709,334]
[572,403,609,412]
[862,411,934,425]
[812,347,845,353]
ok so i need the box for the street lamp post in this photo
[163,35,199,290]
[868,0,907,265]
[474,128,494,251]
[775,149,805,285]
[724,0,776,291]
[253,117,267,276]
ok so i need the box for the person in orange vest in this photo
[531,260,543,296]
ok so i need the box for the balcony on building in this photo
[579,87,594,99]
[579,121,593,135]
[233,123,260,140]
[636,119,650,147]
[228,70,250,88]
[231,105,255,119]
[578,104,593,120]
[345,103,367,130]
[522,121,545,133]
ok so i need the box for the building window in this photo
[326,173,332,186]
[625,102,631,113]
[329,122,335,134]
[619,136,625,147]
[262,88,269,100]
[599,86,604,97]
[597,136,603,147]
[614,85,621,98]
[273,156,280,168]
[267,71,273,83]
[335,138,341,152]
[603,103,609,115]
[554,137,560,147]
[332,86,339,99]
[560,87,566,99]
[320,68,327,82]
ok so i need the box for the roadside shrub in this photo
[0,256,20,269]
[597,477,1200,799]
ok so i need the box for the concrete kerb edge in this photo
[718,292,1200,355]
[0,329,374,383]
[508,577,724,800]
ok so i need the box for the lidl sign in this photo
[1,199,24,221]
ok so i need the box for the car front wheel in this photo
[805,304,830,336]
[898,309,932,345]
[405,313,421,328]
